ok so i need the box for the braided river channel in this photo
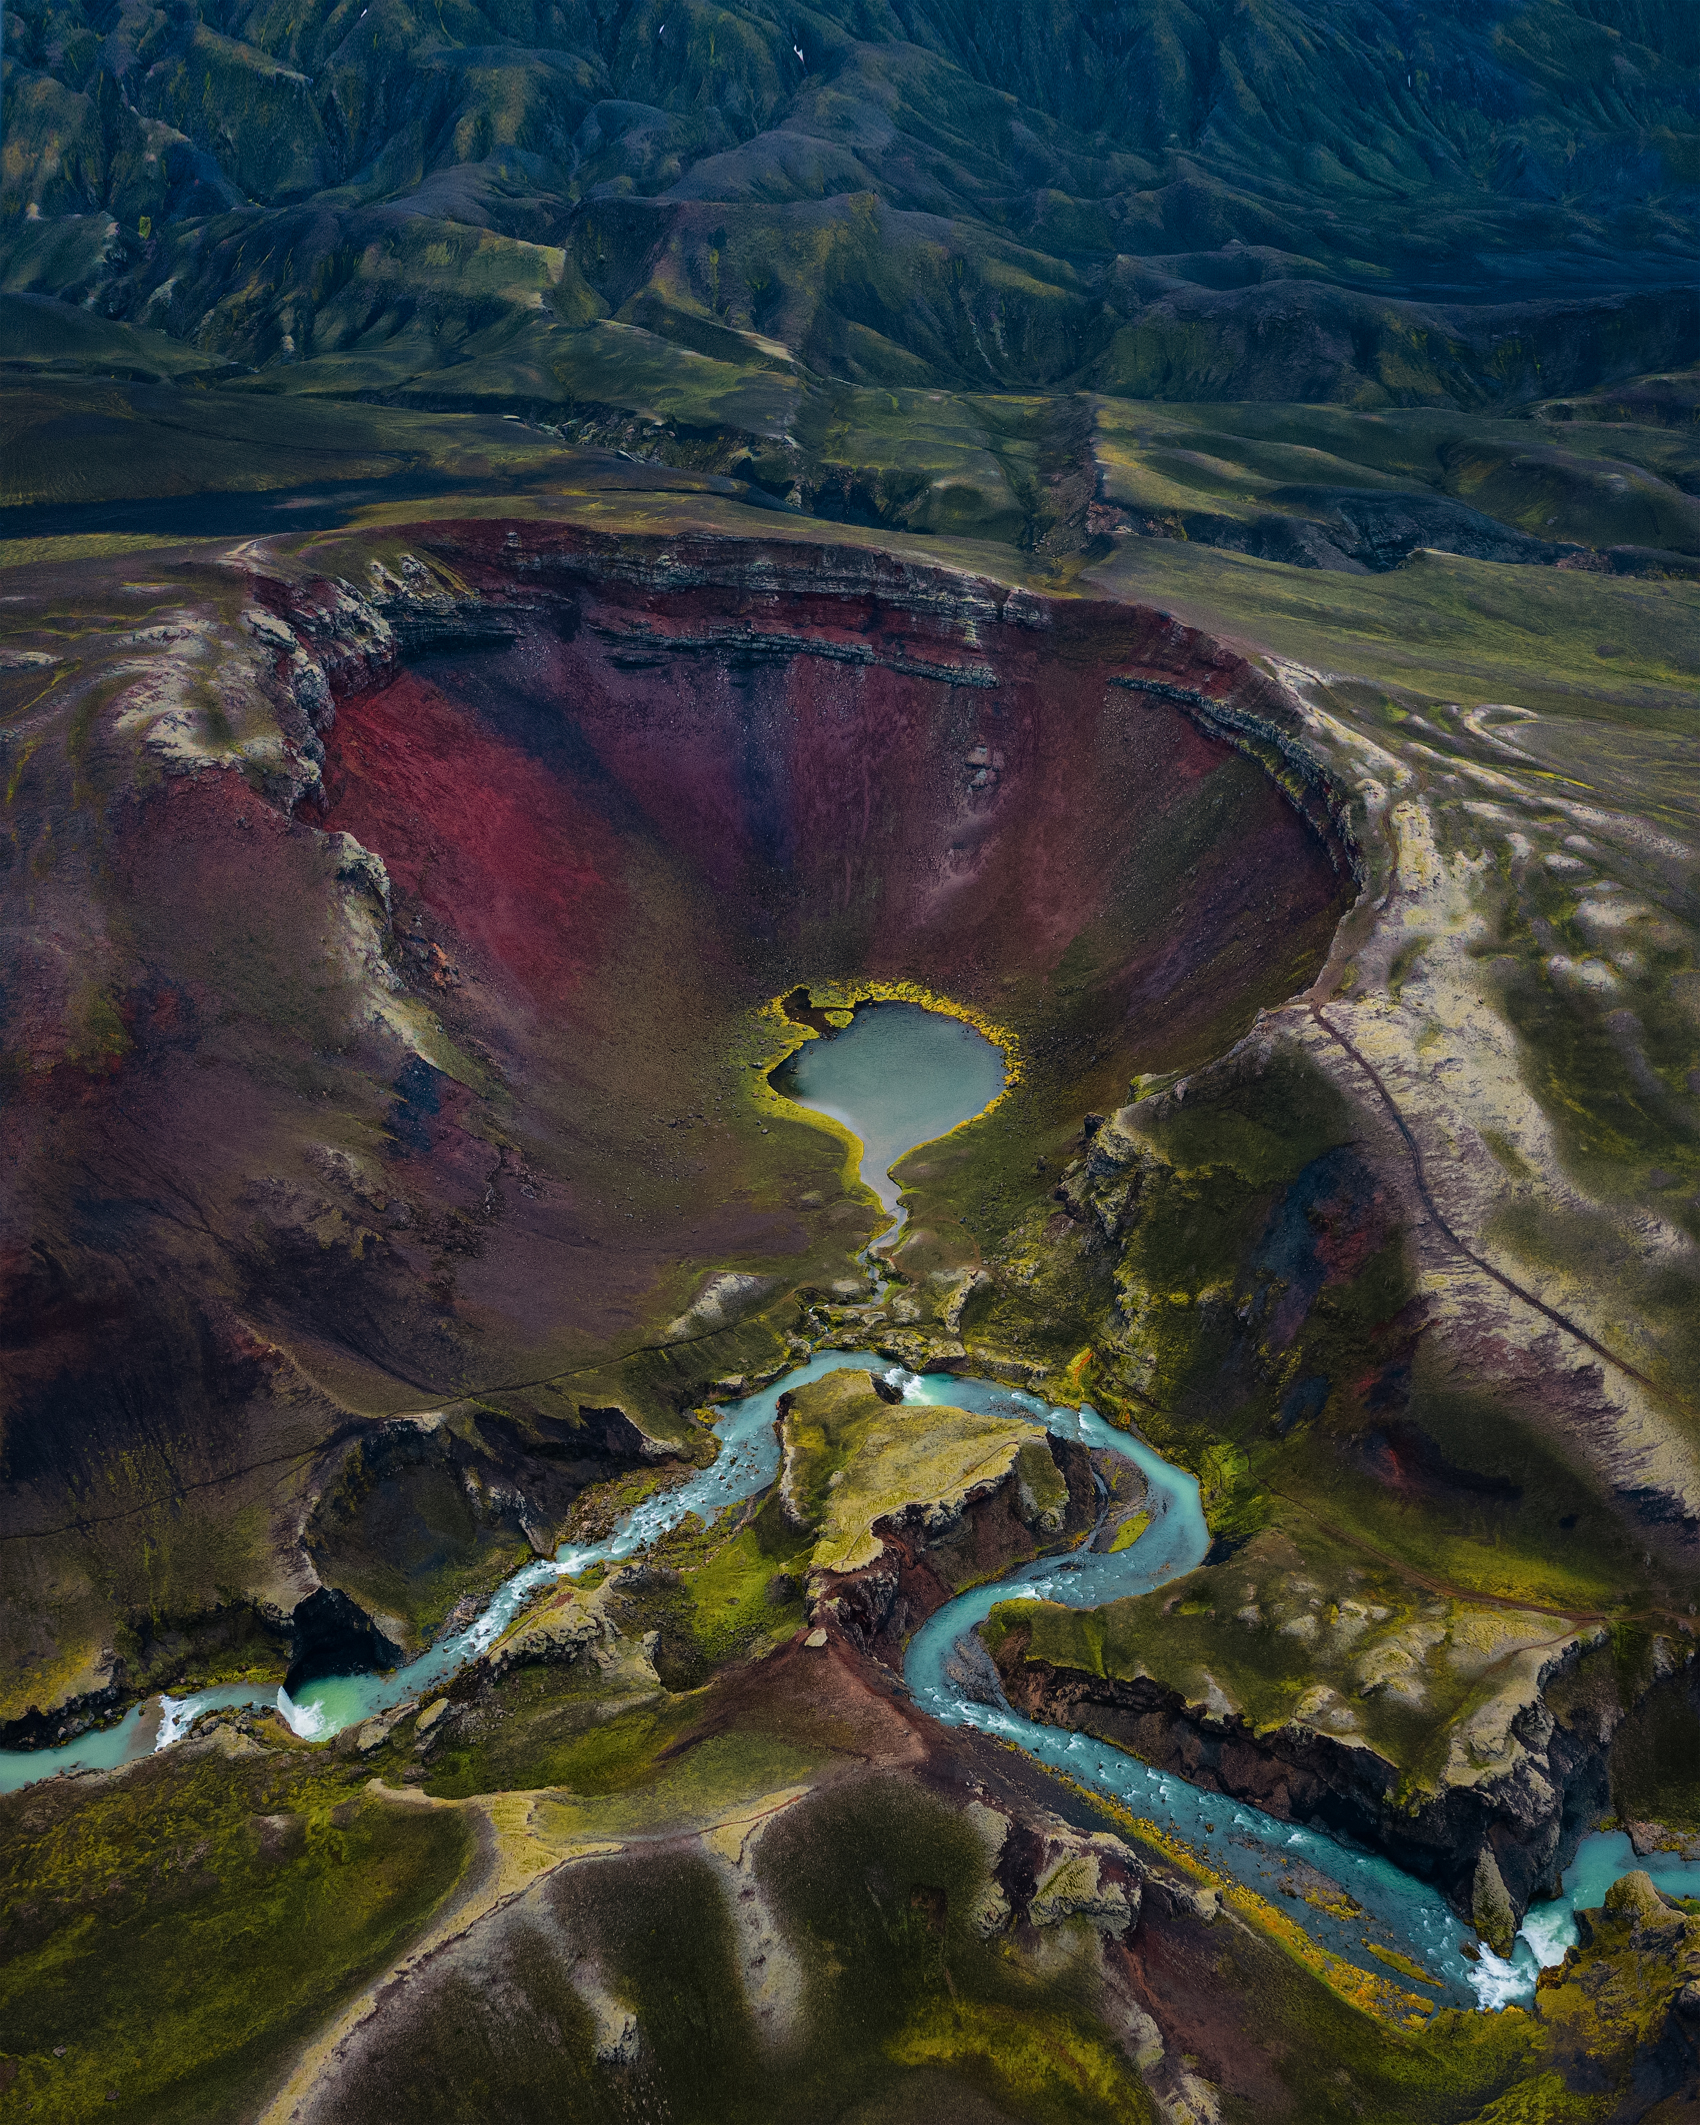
[4,1003,1694,2009]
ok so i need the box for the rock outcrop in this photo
[990,1609,1616,1930]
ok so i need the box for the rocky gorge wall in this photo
[990,1617,1613,1938]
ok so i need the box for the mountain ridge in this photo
[4,0,1698,406]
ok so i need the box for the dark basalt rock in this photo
[816,1433,1100,1664]
[1272,487,1580,571]
[285,1586,405,1695]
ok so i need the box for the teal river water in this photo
[2,1005,1692,2010]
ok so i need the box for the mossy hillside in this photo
[0,1735,473,2122]
[0,293,220,383]
[524,1721,825,1845]
[1091,538,1700,734]
[415,1373,1063,1796]
[1529,1882,1700,2111]
[304,1453,536,1656]
[406,1490,814,1800]
[778,1368,1057,1573]
[0,533,192,571]
[876,811,1349,1334]
[1088,535,1700,1449]
[497,1496,816,1708]
[966,1044,1353,1403]
[1005,1043,1690,1617]
[983,1514,1597,1797]
[1093,399,1700,559]
[755,1778,1585,2125]
[282,1757,1627,2125]
[8,0,1700,416]
[1483,1003,1700,1407]
[1497,866,1700,1199]
[750,1779,1161,2125]
[13,306,1700,578]
[311,1775,1166,2125]
[778,388,1093,549]
[668,1503,812,1661]
[1259,1352,1673,1620]
[0,364,600,511]
[415,1661,823,1816]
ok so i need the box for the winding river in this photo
[2,1004,1692,2012]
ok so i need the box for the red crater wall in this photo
[0,528,1349,1675]
[317,528,1347,1070]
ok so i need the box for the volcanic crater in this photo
[1,526,1351,1723]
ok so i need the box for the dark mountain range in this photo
[4,0,1699,402]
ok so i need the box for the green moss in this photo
[679,1520,808,1663]
[1135,1052,1356,1189]
[1267,1355,1676,1617]
[0,1741,472,2121]
[1365,1941,1444,1988]
[427,1692,673,1802]
[990,1509,1606,1791]
[779,1368,1046,1572]
[1461,2074,1610,2124]
[888,1997,1160,2122]
[1108,1509,1152,1552]
[759,1780,1158,2125]
[530,1727,827,1843]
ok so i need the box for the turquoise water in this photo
[0,1682,283,1793]
[0,1351,882,1788]
[1520,1831,1700,1967]
[3,1349,1690,2006]
[2,1005,1690,2008]
[772,1001,1005,1231]
[268,1349,869,1740]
